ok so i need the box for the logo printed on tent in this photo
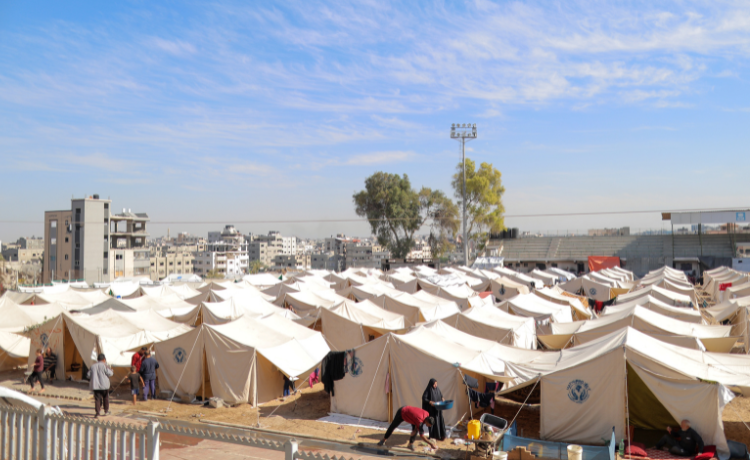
[40,333,49,348]
[349,357,364,377]
[499,285,506,296]
[567,379,590,403]
[173,347,187,364]
[737,212,746,222]
[589,288,597,296]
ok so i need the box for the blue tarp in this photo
[501,423,615,460]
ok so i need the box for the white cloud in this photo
[345,151,417,165]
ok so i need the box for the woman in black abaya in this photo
[422,378,446,441]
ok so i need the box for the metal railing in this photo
[0,405,363,460]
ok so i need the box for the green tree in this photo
[249,260,265,274]
[205,269,224,279]
[353,172,459,259]
[354,172,421,258]
[452,158,506,252]
[419,188,459,259]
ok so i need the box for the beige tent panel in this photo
[204,326,256,405]
[0,331,30,372]
[541,350,626,444]
[700,337,739,353]
[538,334,573,350]
[330,336,390,422]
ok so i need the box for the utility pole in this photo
[450,123,477,267]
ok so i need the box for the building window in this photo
[65,237,68,243]
[103,252,108,259]
[103,268,107,274]
[104,203,109,209]
[64,254,68,260]
[115,254,123,260]
[51,238,56,244]
[50,221,57,228]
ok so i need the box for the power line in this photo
[1,205,748,225]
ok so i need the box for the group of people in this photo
[129,347,160,405]
[27,347,58,393]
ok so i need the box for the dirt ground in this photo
[6,366,750,456]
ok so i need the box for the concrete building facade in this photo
[195,225,248,277]
[43,195,149,284]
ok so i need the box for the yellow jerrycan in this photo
[467,420,481,440]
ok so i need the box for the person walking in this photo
[44,347,58,383]
[139,350,159,401]
[128,366,144,406]
[88,354,113,418]
[422,378,447,441]
[28,349,45,393]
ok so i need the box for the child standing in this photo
[128,366,144,406]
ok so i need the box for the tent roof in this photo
[206,314,329,378]
[450,303,535,331]
[617,284,695,307]
[242,273,283,287]
[35,289,111,307]
[604,296,704,323]
[501,294,574,323]
[330,299,405,332]
[77,298,135,315]
[120,293,196,311]
[63,309,191,339]
[0,331,30,358]
[0,298,68,333]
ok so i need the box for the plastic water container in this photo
[568,445,583,460]
[468,420,481,440]
[494,452,508,460]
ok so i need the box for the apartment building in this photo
[149,245,195,281]
[345,242,390,269]
[323,234,351,271]
[273,253,311,270]
[43,195,149,284]
[1,237,44,263]
[311,251,338,270]
[194,225,248,277]
[248,231,296,267]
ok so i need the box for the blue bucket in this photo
[433,400,454,410]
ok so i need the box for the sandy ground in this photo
[5,367,750,457]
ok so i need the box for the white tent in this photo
[27,310,191,382]
[344,283,404,302]
[0,331,30,371]
[706,296,750,353]
[120,293,196,312]
[20,289,111,308]
[604,297,704,324]
[528,269,559,287]
[282,289,347,315]
[499,294,574,323]
[243,273,283,289]
[539,305,733,351]
[387,272,419,294]
[155,314,329,405]
[543,268,576,282]
[331,321,508,426]
[416,280,478,310]
[320,299,406,351]
[534,287,592,320]
[158,296,298,326]
[444,303,537,349]
[727,281,750,299]
[617,285,695,308]
[498,327,745,457]
[0,297,68,333]
[376,292,461,327]
[490,277,530,302]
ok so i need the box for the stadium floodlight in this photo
[450,123,477,267]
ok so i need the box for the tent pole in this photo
[202,350,206,403]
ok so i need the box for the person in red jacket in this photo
[28,349,46,393]
[132,347,146,371]
[378,405,436,451]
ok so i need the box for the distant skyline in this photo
[2,1,750,242]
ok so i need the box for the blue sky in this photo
[2,1,750,241]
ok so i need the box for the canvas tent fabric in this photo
[534,288,593,320]
[331,321,509,427]
[0,297,67,333]
[727,282,750,299]
[528,270,559,287]
[499,294,574,323]
[155,314,329,405]
[282,290,347,315]
[387,272,419,294]
[243,273,283,289]
[444,303,537,349]
[617,285,695,308]
[543,268,576,282]
[706,297,750,353]
[320,299,406,351]
[416,280,478,310]
[377,292,461,327]
[538,305,731,350]
[604,297,704,324]
[345,284,404,302]
[27,310,192,381]
[490,277,530,302]
[120,293,196,312]
[588,256,620,272]
[495,328,744,457]
[0,331,30,371]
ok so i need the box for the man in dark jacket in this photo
[44,347,58,383]
[139,350,160,401]
[655,419,704,456]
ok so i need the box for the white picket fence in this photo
[0,405,158,460]
[0,405,363,460]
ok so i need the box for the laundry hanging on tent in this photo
[467,387,495,409]
[321,351,347,396]
[720,283,733,291]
